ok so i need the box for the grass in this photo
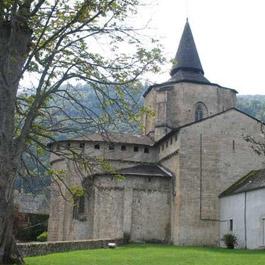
[25,243,265,265]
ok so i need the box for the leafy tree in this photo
[237,95,265,122]
[0,1,163,263]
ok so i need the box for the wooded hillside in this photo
[237,95,265,121]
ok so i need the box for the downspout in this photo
[244,192,247,249]
[199,133,203,220]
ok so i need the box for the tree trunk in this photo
[0,166,23,265]
[0,22,32,264]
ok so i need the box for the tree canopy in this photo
[0,0,164,263]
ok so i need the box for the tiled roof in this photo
[89,164,173,178]
[169,69,210,83]
[119,164,173,177]
[143,80,237,98]
[54,132,154,146]
[219,169,265,197]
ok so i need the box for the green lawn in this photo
[25,244,265,265]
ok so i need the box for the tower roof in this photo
[170,20,210,83]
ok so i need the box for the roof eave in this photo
[143,80,238,98]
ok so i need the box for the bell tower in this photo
[143,20,237,141]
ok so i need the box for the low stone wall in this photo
[17,238,123,257]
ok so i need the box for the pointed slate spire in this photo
[170,20,209,83]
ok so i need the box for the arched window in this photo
[195,102,207,121]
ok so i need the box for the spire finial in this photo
[185,0,190,20]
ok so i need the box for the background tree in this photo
[237,95,265,122]
[0,0,163,263]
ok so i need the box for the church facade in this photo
[47,21,265,246]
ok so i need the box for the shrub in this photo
[123,232,130,244]
[222,233,237,249]
[15,213,49,242]
[37,231,48,242]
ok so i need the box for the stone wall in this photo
[174,109,265,246]
[48,171,171,243]
[17,238,123,257]
[142,82,237,140]
[92,175,171,242]
[50,141,157,169]
[165,83,236,129]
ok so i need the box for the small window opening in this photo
[109,144,115,150]
[94,144,100,150]
[79,142,85,148]
[73,196,85,219]
[67,142,71,148]
[144,147,149,153]
[232,140,235,151]
[134,146,139,152]
[229,219,233,232]
[73,205,78,219]
[121,145,126,151]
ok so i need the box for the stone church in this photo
[47,20,265,246]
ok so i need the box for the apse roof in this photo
[51,132,154,146]
[88,164,173,179]
[119,164,172,177]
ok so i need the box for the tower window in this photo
[109,144,115,150]
[80,142,85,148]
[195,105,204,121]
[144,147,149,153]
[195,102,208,121]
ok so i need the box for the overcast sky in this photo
[137,0,265,95]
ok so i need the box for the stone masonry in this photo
[48,20,265,246]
